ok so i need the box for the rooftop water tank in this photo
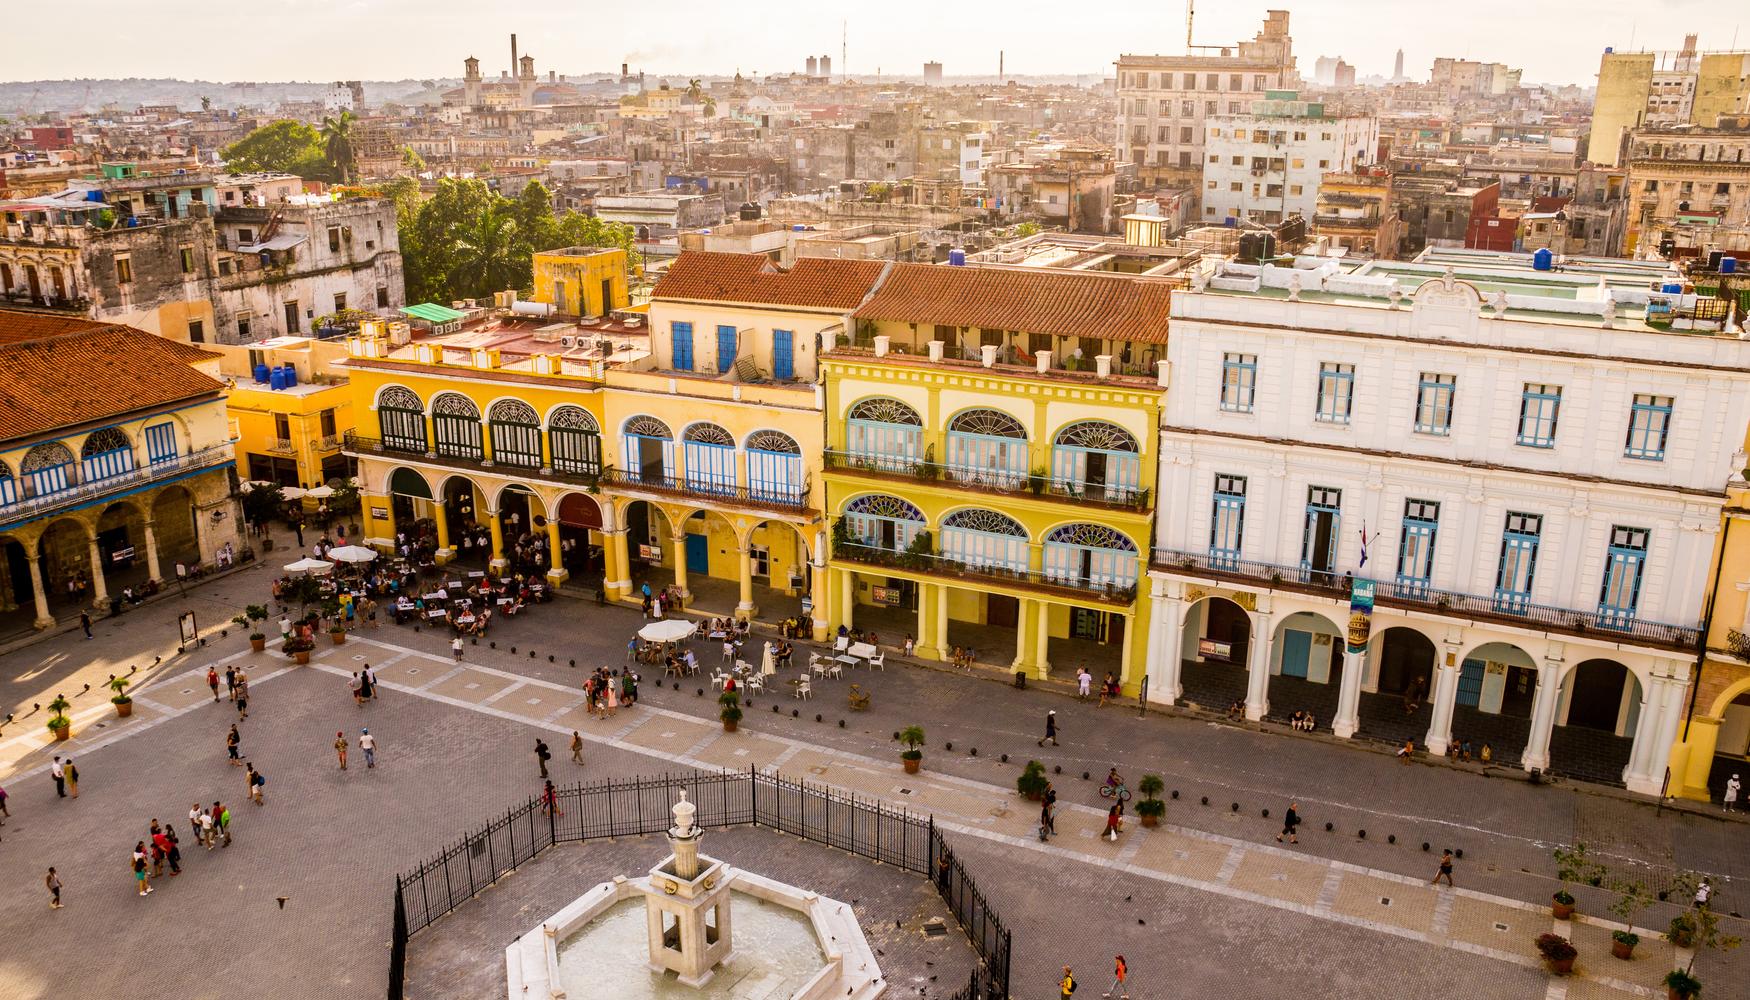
[252,363,269,384]
[1532,248,1553,271]
[1723,257,1738,274]
[281,364,298,388]
[948,248,966,266]
[1662,283,1682,294]
[792,224,807,232]
[268,367,286,390]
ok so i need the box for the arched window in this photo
[682,423,737,495]
[842,494,925,552]
[431,393,483,460]
[378,385,427,453]
[548,405,601,477]
[0,460,16,507]
[487,399,542,469]
[622,416,674,484]
[941,508,1029,571]
[80,426,135,483]
[845,397,923,472]
[747,430,804,504]
[945,408,1028,488]
[1051,420,1142,501]
[21,441,74,497]
[1044,522,1139,590]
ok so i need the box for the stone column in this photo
[1521,658,1562,773]
[1622,688,1662,787]
[87,536,108,608]
[1244,613,1273,721]
[27,554,53,629]
[808,545,828,641]
[1011,598,1032,670]
[934,584,950,661]
[1034,598,1051,679]
[606,529,632,600]
[1424,659,1461,755]
[1118,612,1136,690]
[671,535,689,599]
[544,517,568,586]
[433,505,452,560]
[486,509,508,571]
[1143,582,1185,705]
[141,518,164,583]
[839,568,855,633]
[735,545,756,620]
[1646,671,1689,796]
[1332,647,1366,738]
[1623,668,1688,796]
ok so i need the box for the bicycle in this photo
[1099,781,1131,802]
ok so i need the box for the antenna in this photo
[1187,0,1195,53]
[842,19,848,83]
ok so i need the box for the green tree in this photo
[685,78,703,103]
[222,120,329,178]
[400,145,426,173]
[513,180,559,257]
[320,111,357,184]
[1014,221,1041,238]
[702,96,717,118]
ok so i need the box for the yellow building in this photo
[532,245,634,319]
[1589,41,1750,167]
[213,336,357,489]
[822,264,1173,690]
[1668,472,1750,803]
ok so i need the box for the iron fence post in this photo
[387,876,407,1000]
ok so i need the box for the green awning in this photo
[400,303,467,323]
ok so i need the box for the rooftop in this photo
[652,251,887,311]
[854,262,1177,343]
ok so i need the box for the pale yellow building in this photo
[1590,39,1750,166]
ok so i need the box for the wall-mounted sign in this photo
[371,506,389,520]
[1198,638,1233,661]
[870,586,902,606]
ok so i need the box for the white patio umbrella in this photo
[283,557,334,574]
[760,641,776,675]
[638,619,696,643]
[328,544,379,564]
[280,486,308,500]
[305,484,338,499]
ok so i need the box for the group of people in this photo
[1286,710,1318,732]
[127,806,233,898]
[1446,738,1493,764]
[582,667,638,718]
[1074,668,1124,707]
[640,583,684,619]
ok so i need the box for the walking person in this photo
[1059,966,1077,1000]
[62,758,79,798]
[1432,849,1455,888]
[365,664,381,700]
[207,667,220,702]
[246,764,265,805]
[1044,782,1058,837]
[1104,803,1123,842]
[540,779,563,816]
[1038,710,1059,747]
[45,867,62,909]
[358,668,374,702]
[570,731,584,765]
[225,666,237,701]
[359,728,376,768]
[198,807,216,850]
[1102,955,1129,1000]
[189,803,207,847]
[534,739,551,778]
[452,636,464,662]
[1724,773,1741,812]
[334,731,348,770]
[164,825,182,875]
[51,756,66,798]
[1039,794,1054,842]
[1076,667,1091,702]
[1277,801,1302,844]
[349,673,363,705]
[227,724,245,765]
[212,802,232,848]
[80,611,92,639]
[0,782,9,823]
[133,844,151,896]
[234,676,248,720]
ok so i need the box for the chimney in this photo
[621,62,629,78]
[511,34,518,76]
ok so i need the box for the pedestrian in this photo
[1098,672,1118,708]
[1103,955,1128,1000]
[605,681,619,718]
[207,667,220,702]
[1076,667,1091,701]
[227,724,244,765]
[235,678,248,720]
[164,825,182,875]
[0,782,9,822]
[1038,710,1059,747]
[51,756,66,797]
[359,728,376,768]
[279,616,291,641]
[1059,965,1077,1000]
[358,668,374,701]
[1039,796,1054,842]
[133,844,151,896]
[1725,773,1741,812]
[151,825,173,876]
[535,738,551,778]
[570,730,584,765]
[1044,782,1058,836]
[349,672,363,705]
[1432,849,1455,887]
[213,801,232,848]
[246,763,265,805]
[62,758,78,798]
[365,664,381,700]
[45,867,62,909]
[452,636,464,661]
[1277,801,1301,844]
[1694,877,1712,910]
[540,779,563,816]
[225,666,237,701]
[1104,803,1122,842]
[80,611,92,639]
[198,807,215,850]
[1396,739,1414,764]
[188,803,205,845]
[334,731,348,770]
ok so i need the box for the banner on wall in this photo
[1347,578,1375,653]
[371,506,389,520]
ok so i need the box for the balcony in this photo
[268,438,296,454]
[1150,547,1701,651]
[344,431,605,492]
[0,445,234,527]
[316,434,342,452]
[836,542,1137,607]
[601,469,811,516]
[823,451,1152,513]
[1726,628,1750,663]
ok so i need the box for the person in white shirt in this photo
[359,728,378,768]
[1725,773,1741,813]
[1076,667,1092,701]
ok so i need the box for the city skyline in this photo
[3,0,1745,88]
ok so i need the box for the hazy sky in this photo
[4,0,1744,86]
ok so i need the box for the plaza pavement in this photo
[0,563,1745,999]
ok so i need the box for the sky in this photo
[3,0,1745,86]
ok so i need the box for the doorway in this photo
[987,594,1018,628]
[685,532,709,575]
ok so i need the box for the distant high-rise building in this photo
[820,54,832,78]
[923,61,943,85]
[807,56,819,77]
[1333,60,1355,88]
[1590,34,1750,166]
[1393,49,1405,81]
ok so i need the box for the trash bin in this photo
[262,537,275,552]
[1014,671,1027,689]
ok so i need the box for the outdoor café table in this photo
[425,589,447,601]
[425,609,446,620]
[496,598,513,606]
[467,571,486,579]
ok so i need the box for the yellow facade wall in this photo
[1694,53,1750,127]
[1589,53,1655,167]
[532,247,631,318]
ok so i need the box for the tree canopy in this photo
[221,120,335,181]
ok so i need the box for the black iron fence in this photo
[388,769,1010,999]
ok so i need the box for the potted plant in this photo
[1668,911,1698,949]
[1534,933,1577,975]
[108,675,133,718]
[1662,887,1742,998]
[1551,843,1603,920]
[1607,877,1654,960]
[719,690,743,733]
[1664,969,1701,1000]
[899,725,925,773]
[284,635,315,665]
[1135,774,1166,827]
[249,631,268,652]
[1015,759,1049,800]
[45,694,72,740]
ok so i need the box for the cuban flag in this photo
[1358,525,1371,568]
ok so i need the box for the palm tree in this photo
[702,96,717,118]
[448,204,521,297]
[684,78,703,104]
[320,111,357,184]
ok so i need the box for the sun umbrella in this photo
[283,557,334,574]
[280,486,308,500]
[328,544,378,563]
[305,484,338,499]
[638,619,696,643]
[760,641,776,675]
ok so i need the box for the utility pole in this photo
[842,20,848,84]
[1186,0,1195,53]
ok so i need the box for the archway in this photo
[150,485,201,571]
[1549,658,1642,785]
[744,518,813,624]
[1356,627,1439,745]
[1177,596,1252,713]
[96,502,148,594]
[439,476,487,564]
[1268,611,1344,729]
[37,518,90,610]
[554,492,604,579]
[620,500,674,595]
[493,484,549,574]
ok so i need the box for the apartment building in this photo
[1621,122,1750,258]
[1590,36,1750,167]
[1200,93,1377,225]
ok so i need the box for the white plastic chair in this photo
[794,679,812,699]
[834,636,849,653]
[868,651,885,671]
[826,661,843,680]
[744,674,763,694]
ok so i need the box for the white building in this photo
[1201,95,1377,226]
[1144,248,1750,796]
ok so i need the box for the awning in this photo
[400,303,468,324]
[235,234,307,253]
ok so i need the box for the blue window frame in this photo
[1209,474,1246,564]
[1494,512,1542,610]
[1516,383,1561,448]
[144,422,178,464]
[772,329,794,380]
[1301,486,1341,574]
[1397,499,1439,589]
[1315,362,1354,424]
[1220,353,1256,412]
[1624,394,1672,460]
[716,324,737,373]
[1414,373,1455,435]
[671,321,693,371]
[1598,526,1649,628]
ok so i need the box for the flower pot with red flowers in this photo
[284,635,315,665]
[1535,933,1577,975]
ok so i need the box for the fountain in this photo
[505,792,886,1000]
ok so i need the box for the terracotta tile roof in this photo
[652,251,887,311]
[0,315,225,440]
[0,310,113,344]
[853,263,1176,343]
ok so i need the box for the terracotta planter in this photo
[250,638,266,652]
[294,650,311,665]
[1670,930,1695,949]
[1140,813,1160,828]
[1552,898,1575,920]
[1545,957,1574,976]
[115,701,132,718]
[903,757,920,774]
[1611,938,1635,960]
[51,723,70,741]
[329,630,346,646]
[722,719,738,733]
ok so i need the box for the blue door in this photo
[685,532,709,575]
[1280,629,1311,679]
[1456,658,1485,708]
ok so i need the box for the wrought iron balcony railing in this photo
[0,445,235,526]
[823,450,1152,512]
[836,541,1138,606]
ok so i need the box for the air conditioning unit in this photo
[560,335,575,347]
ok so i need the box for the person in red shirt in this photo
[207,668,220,702]
[1104,955,1129,999]
[151,830,176,877]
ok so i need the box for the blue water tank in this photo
[1604,46,1614,54]
[1723,257,1739,274]
[1532,248,1553,271]
[1662,283,1682,294]
[792,224,807,232]
[281,365,298,388]
[125,217,139,228]
[268,367,286,390]
[949,248,966,266]
[84,189,103,202]
[252,363,269,383]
